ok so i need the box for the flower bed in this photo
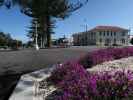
[44,62,133,100]
[46,62,86,85]
[79,47,133,68]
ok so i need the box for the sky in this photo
[0,0,133,43]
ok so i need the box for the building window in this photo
[107,31,109,36]
[122,32,126,36]
[121,39,125,44]
[105,38,110,46]
[114,38,116,44]
[99,31,102,36]
[104,31,106,36]
[114,32,116,36]
[111,31,113,36]
[99,38,102,43]
[91,32,93,37]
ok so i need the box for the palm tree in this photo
[1,0,88,47]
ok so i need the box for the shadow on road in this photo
[0,70,22,100]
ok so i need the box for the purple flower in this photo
[51,68,133,99]
[79,46,133,68]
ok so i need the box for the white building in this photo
[73,26,129,46]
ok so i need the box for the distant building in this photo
[52,36,72,47]
[73,26,129,46]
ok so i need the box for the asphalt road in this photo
[0,46,101,76]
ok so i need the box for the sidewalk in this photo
[10,66,55,100]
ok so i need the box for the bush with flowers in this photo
[45,62,133,100]
[79,47,133,68]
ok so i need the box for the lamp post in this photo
[35,21,39,50]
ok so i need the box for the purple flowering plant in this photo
[50,62,95,100]
[45,47,133,100]
[54,69,133,100]
[47,61,84,85]
[47,60,133,99]
[79,47,133,68]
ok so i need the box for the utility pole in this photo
[80,19,88,45]
[84,18,88,32]
[80,19,88,32]
[80,24,88,32]
[35,21,39,50]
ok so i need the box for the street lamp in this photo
[35,21,39,50]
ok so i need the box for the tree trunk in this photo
[46,32,51,47]
[43,34,46,48]
[40,36,43,48]
[46,15,51,48]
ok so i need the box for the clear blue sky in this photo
[0,0,133,42]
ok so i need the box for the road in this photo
[0,46,101,75]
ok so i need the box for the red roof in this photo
[89,26,129,32]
